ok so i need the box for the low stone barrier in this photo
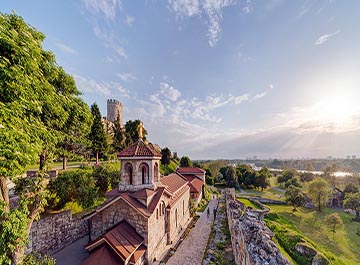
[28,210,88,255]
[225,189,290,265]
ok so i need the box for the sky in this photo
[1,0,360,160]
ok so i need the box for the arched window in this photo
[156,208,159,219]
[154,162,159,182]
[175,209,178,227]
[183,200,184,215]
[139,163,150,184]
[124,163,133,185]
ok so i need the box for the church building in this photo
[83,139,192,264]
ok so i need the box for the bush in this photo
[93,163,120,193]
[48,169,99,210]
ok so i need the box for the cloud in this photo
[168,0,252,47]
[159,82,181,101]
[93,25,127,59]
[74,74,130,98]
[253,92,266,101]
[117,72,136,82]
[125,15,135,26]
[314,30,340,45]
[56,43,78,55]
[83,0,122,20]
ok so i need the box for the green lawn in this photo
[160,159,179,175]
[236,198,261,209]
[265,204,360,264]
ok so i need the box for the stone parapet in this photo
[225,188,290,265]
[28,210,88,255]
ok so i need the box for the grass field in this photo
[160,159,179,175]
[265,204,360,264]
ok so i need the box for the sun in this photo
[312,93,358,126]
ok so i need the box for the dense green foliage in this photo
[344,192,360,221]
[93,163,120,194]
[125,120,147,146]
[48,170,98,209]
[277,169,299,184]
[161,147,171,165]
[112,112,126,152]
[89,103,107,164]
[285,185,307,211]
[179,156,193,167]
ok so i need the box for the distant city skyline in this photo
[1,1,360,159]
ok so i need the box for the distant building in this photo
[352,155,357,159]
[107,99,122,123]
[346,155,351,159]
[327,187,344,208]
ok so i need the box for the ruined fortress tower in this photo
[107,99,122,124]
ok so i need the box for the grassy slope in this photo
[266,205,360,264]
[160,159,179,175]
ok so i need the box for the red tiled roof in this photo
[189,178,204,194]
[83,245,123,265]
[160,172,188,194]
[84,220,144,265]
[86,187,165,220]
[176,167,206,174]
[118,139,161,158]
[129,188,155,200]
[130,244,146,264]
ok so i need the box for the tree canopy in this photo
[285,185,307,211]
[307,177,330,212]
[180,156,193,167]
[161,147,172,166]
[0,13,92,264]
[89,103,107,164]
[344,192,360,222]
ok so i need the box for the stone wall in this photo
[168,187,191,244]
[225,189,290,265]
[29,210,88,255]
[89,198,148,242]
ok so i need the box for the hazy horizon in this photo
[2,1,360,160]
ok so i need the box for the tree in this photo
[112,112,126,152]
[124,120,147,146]
[180,156,193,167]
[343,183,359,194]
[300,172,315,182]
[343,192,360,222]
[89,103,108,164]
[237,164,255,187]
[224,167,238,188]
[0,13,91,264]
[277,168,298,184]
[307,177,330,212]
[325,213,343,240]
[284,177,302,189]
[285,185,307,211]
[254,167,272,190]
[161,147,172,166]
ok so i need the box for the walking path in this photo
[166,197,218,265]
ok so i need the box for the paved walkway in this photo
[166,198,218,265]
[52,236,89,265]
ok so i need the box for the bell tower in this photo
[117,139,161,192]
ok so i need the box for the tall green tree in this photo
[89,103,107,164]
[112,112,126,152]
[224,166,238,188]
[254,167,272,190]
[0,13,91,264]
[179,156,193,167]
[307,177,330,211]
[161,147,172,166]
[124,120,147,146]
